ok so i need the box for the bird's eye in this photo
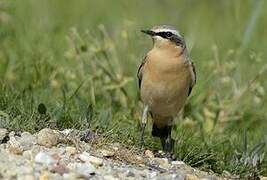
[165,32,173,37]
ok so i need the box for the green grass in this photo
[0,0,267,178]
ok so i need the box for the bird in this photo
[137,25,196,153]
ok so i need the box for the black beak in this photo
[141,30,156,36]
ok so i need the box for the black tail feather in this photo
[152,124,169,138]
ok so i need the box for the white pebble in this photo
[34,151,56,166]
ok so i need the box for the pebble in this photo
[101,149,115,157]
[145,149,154,158]
[8,136,21,148]
[186,174,199,180]
[80,129,98,142]
[9,131,16,137]
[18,175,35,180]
[18,132,37,150]
[8,146,23,155]
[87,155,104,166]
[50,163,69,175]
[37,128,59,147]
[68,162,95,178]
[0,128,222,179]
[153,158,171,169]
[126,171,135,177]
[103,175,119,180]
[171,160,185,166]
[34,151,57,166]
[65,146,77,156]
[0,128,8,142]
[22,150,33,159]
[135,155,144,164]
[79,152,103,166]
[39,171,50,180]
[78,151,91,161]
[149,171,158,178]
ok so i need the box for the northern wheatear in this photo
[137,25,196,153]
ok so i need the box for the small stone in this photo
[51,164,69,175]
[88,155,103,166]
[186,174,199,180]
[103,175,119,180]
[18,132,37,150]
[171,160,185,166]
[69,162,95,178]
[23,150,33,159]
[9,131,16,137]
[8,136,20,148]
[0,143,6,149]
[80,129,98,142]
[63,173,78,179]
[157,174,183,180]
[79,152,103,166]
[51,153,61,162]
[0,128,8,142]
[101,149,115,157]
[8,146,23,155]
[16,166,34,175]
[135,155,144,164]
[52,147,65,156]
[37,128,59,148]
[126,171,135,177]
[17,175,35,180]
[39,171,50,180]
[153,158,171,169]
[78,152,91,161]
[149,172,157,178]
[65,146,77,156]
[35,151,57,166]
[145,149,154,158]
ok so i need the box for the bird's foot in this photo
[165,152,177,161]
[154,150,176,161]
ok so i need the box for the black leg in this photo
[165,126,174,153]
[159,126,175,160]
[160,137,166,150]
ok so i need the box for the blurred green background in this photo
[0,0,266,177]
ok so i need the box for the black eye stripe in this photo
[165,32,173,37]
[155,31,184,46]
[155,31,173,38]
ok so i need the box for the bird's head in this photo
[141,25,185,51]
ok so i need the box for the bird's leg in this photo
[165,126,173,153]
[162,126,175,160]
[160,137,166,150]
[140,105,149,149]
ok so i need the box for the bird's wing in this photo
[188,61,196,96]
[137,55,147,89]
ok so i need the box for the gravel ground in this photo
[0,128,225,180]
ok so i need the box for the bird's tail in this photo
[151,123,168,138]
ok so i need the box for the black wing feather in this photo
[188,62,196,96]
[137,55,147,89]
